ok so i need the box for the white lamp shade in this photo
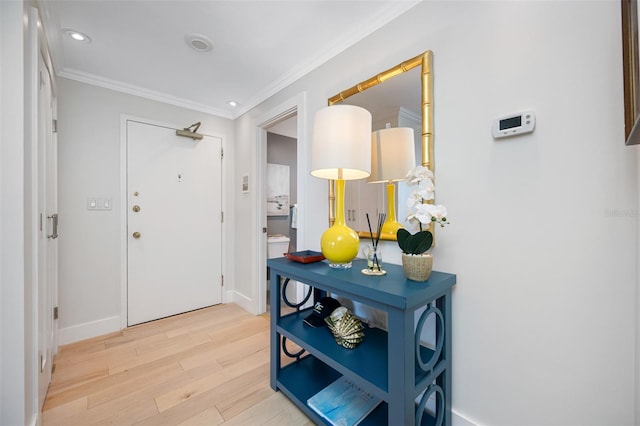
[369,127,416,183]
[310,105,372,180]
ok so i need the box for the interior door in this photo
[126,120,222,326]
[37,50,56,410]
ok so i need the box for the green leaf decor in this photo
[397,229,433,255]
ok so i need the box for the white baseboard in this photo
[223,289,236,304]
[452,408,480,426]
[230,290,254,314]
[58,315,120,345]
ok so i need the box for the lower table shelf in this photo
[278,309,445,400]
[277,355,439,426]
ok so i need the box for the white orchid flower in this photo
[402,164,448,233]
[406,191,424,210]
[415,185,435,201]
[413,203,436,225]
[404,216,422,233]
[425,204,447,220]
[406,165,434,186]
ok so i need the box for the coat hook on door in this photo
[176,122,204,140]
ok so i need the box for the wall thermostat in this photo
[492,110,535,139]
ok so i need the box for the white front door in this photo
[126,120,222,326]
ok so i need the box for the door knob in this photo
[132,205,140,212]
[132,232,141,239]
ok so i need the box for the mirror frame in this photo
[327,50,434,240]
[622,0,640,145]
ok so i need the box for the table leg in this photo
[270,271,282,391]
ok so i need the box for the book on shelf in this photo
[307,376,382,426]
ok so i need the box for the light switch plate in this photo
[88,197,112,210]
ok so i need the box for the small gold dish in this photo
[324,307,365,349]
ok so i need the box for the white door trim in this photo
[254,92,307,314]
[118,114,225,328]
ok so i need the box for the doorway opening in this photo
[265,116,298,313]
[255,92,307,315]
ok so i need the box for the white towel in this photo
[290,204,297,229]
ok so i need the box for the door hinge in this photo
[221,148,224,159]
[53,306,59,320]
[221,275,224,287]
[52,119,58,133]
[221,211,224,223]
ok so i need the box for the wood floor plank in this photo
[176,406,225,426]
[163,306,248,340]
[213,330,270,368]
[108,332,213,375]
[220,392,314,426]
[137,364,270,426]
[42,304,311,426]
[41,396,88,425]
[207,315,272,343]
[86,361,185,409]
[52,353,223,425]
[216,376,274,421]
[154,347,270,413]
[47,357,110,395]
[178,328,268,372]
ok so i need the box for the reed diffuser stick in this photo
[365,213,381,271]
[375,213,385,248]
[373,213,385,271]
[366,213,375,247]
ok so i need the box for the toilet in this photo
[267,234,290,259]
[267,234,295,304]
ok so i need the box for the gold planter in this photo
[401,253,433,282]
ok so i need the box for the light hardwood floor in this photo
[42,304,313,426]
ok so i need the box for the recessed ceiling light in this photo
[185,34,213,53]
[227,101,239,108]
[63,29,91,43]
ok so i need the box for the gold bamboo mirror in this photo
[327,51,433,241]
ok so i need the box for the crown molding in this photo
[399,106,421,123]
[58,68,235,119]
[235,1,421,118]
[47,1,421,121]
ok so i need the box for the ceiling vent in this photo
[185,34,213,53]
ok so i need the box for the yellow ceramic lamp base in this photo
[321,224,360,268]
[322,178,359,268]
[380,219,404,238]
[378,182,404,238]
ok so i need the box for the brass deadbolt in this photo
[132,205,140,212]
[133,191,139,196]
[132,232,141,239]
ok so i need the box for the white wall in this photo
[56,78,235,343]
[0,3,27,424]
[637,146,640,425]
[237,1,637,424]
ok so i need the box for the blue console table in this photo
[268,257,456,425]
